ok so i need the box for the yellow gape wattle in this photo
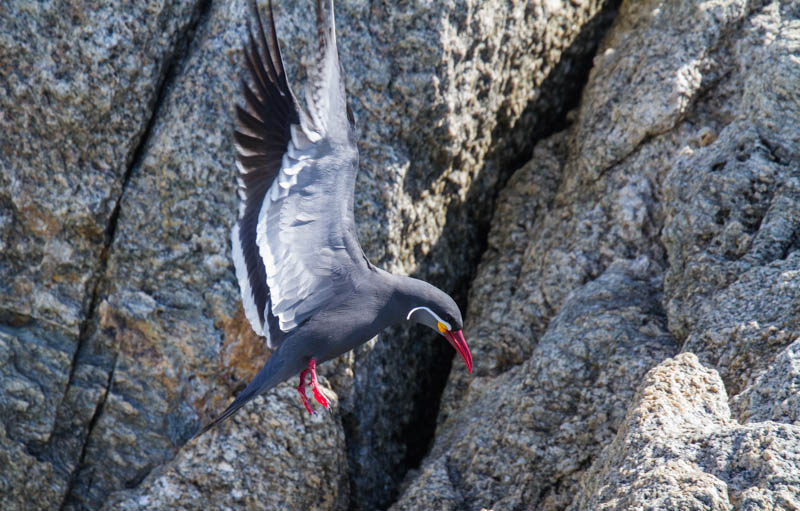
[437,321,448,333]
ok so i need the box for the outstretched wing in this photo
[232,0,361,347]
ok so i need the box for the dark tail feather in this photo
[194,353,288,438]
[194,391,254,438]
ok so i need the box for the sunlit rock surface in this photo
[3,0,797,509]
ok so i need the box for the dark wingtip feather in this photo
[233,0,301,351]
[234,130,267,154]
[253,0,283,86]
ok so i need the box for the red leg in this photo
[308,359,329,409]
[296,368,313,414]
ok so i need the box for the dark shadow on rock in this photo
[342,2,622,509]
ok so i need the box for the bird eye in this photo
[437,321,449,333]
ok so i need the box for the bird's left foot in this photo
[308,358,329,409]
[297,359,329,414]
[296,368,313,414]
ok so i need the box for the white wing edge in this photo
[231,223,268,341]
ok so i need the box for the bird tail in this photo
[194,348,289,438]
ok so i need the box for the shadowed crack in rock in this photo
[61,0,213,408]
[347,2,622,509]
[58,356,117,511]
[53,1,215,508]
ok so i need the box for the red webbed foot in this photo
[296,368,313,414]
[297,359,329,414]
[308,359,329,409]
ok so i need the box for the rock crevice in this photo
[3,0,798,510]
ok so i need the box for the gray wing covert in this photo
[233,0,360,341]
[257,141,359,331]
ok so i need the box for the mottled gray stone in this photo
[0,325,74,511]
[0,1,204,509]
[0,325,71,445]
[439,115,679,427]
[402,0,800,509]
[12,0,799,509]
[57,1,245,506]
[568,0,754,183]
[55,0,618,509]
[664,124,800,391]
[571,353,800,510]
[661,0,800,394]
[392,259,677,510]
[732,338,800,426]
[447,133,566,381]
[0,0,202,334]
[0,422,64,511]
[311,0,619,506]
[102,391,348,511]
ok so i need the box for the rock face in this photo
[393,258,678,510]
[3,0,798,510]
[732,339,800,425]
[101,392,349,511]
[321,0,619,506]
[0,1,204,509]
[571,354,800,510]
[0,0,203,334]
[394,0,800,509]
[0,0,618,509]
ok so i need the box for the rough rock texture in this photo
[101,391,349,511]
[0,0,202,333]
[0,0,619,509]
[572,353,800,510]
[396,0,800,509]
[314,1,620,507]
[393,258,678,511]
[0,399,64,509]
[0,324,82,509]
[60,1,247,505]
[5,0,798,508]
[0,1,204,509]
[732,338,800,425]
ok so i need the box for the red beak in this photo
[444,330,472,373]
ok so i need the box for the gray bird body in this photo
[198,0,471,435]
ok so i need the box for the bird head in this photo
[406,301,472,373]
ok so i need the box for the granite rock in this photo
[0,326,72,510]
[0,422,64,511]
[732,338,800,426]
[49,0,619,509]
[311,0,620,506]
[102,391,349,511]
[398,0,800,509]
[660,1,800,395]
[0,0,202,334]
[0,1,204,509]
[6,0,797,508]
[571,353,800,510]
[392,259,677,510]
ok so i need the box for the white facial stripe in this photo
[406,306,432,321]
[406,306,451,331]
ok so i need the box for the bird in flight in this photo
[198,0,472,436]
